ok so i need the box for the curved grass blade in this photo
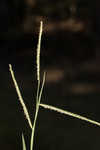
[22,133,27,150]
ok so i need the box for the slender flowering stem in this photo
[36,21,43,81]
[30,73,45,150]
[40,103,100,127]
[30,22,44,150]
[9,64,32,129]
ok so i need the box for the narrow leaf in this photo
[22,133,27,150]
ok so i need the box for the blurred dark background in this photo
[1,0,100,150]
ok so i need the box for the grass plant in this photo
[9,21,100,150]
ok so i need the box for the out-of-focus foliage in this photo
[0,0,100,41]
[34,0,76,20]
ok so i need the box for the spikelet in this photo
[9,64,32,129]
[36,21,43,81]
[40,103,100,127]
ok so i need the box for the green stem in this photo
[30,73,45,150]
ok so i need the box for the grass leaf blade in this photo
[38,72,46,104]
[22,133,27,150]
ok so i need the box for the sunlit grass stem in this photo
[30,21,43,150]
[30,73,45,150]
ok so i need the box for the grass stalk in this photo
[30,21,44,150]
[30,73,45,150]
